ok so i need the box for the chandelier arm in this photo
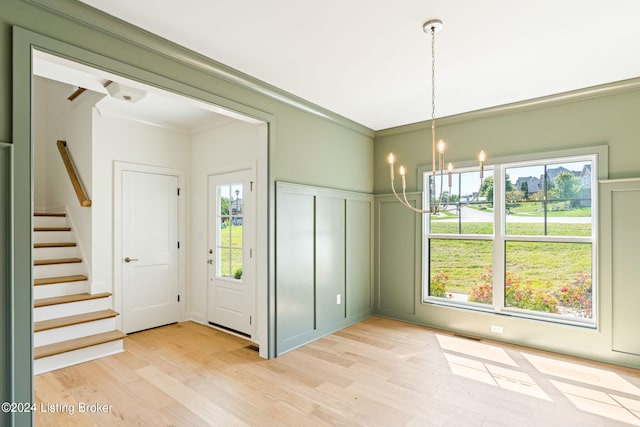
[401,185,431,214]
[390,178,414,208]
[390,180,430,213]
[439,183,482,212]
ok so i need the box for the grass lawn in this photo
[429,221,592,295]
[507,203,591,218]
[429,221,591,236]
[219,224,243,278]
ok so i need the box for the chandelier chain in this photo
[430,24,436,179]
[431,25,436,124]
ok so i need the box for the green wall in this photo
[374,84,640,368]
[0,1,373,425]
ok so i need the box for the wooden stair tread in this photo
[34,275,88,286]
[35,292,112,308]
[34,227,71,232]
[34,330,126,359]
[34,257,82,266]
[34,212,66,217]
[34,242,77,248]
[34,309,119,332]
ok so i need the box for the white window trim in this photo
[421,145,607,327]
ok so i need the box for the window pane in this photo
[219,215,230,242]
[231,248,243,281]
[217,247,231,278]
[506,162,592,236]
[504,241,592,319]
[216,182,244,280]
[429,169,493,235]
[429,239,493,303]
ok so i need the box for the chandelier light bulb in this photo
[479,150,486,179]
[437,140,446,153]
[388,153,395,180]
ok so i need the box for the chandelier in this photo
[387,19,485,214]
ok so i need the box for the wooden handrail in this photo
[56,140,91,207]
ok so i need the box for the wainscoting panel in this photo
[275,188,316,351]
[315,194,346,327]
[375,195,420,317]
[275,182,373,355]
[347,198,374,318]
[603,179,640,356]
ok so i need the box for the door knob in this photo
[207,259,214,265]
[124,257,139,263]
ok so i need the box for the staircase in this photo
[33,212,125,374]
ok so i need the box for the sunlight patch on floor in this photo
[436,334,517,366]
[523,352,640,396]
[444,353,552,401]
[550,380,640,426]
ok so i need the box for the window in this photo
[216,182,244,280]
[423,150,599,326]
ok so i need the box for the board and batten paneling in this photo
[601,178,640,356]
[275,182,373,355]
[0,143,10,402]
[347,198,374,318]
[375,194,421,317]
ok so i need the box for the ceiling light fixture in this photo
[104,81,147,103]
[387,19,485,214]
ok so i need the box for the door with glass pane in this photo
[207,169,255,337]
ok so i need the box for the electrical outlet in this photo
[336,294,341,305]
[491,325,503,333]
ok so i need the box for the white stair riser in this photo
[34,280,90,300]
[33,231,72,243]
[34,297,112,322]
[34,216,67,228]
[34,246,78,259]
[34,262,86,279]
[35,317,117,347]
[34,340,124,375]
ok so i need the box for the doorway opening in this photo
[31,48,270,373]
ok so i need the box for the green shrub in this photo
[505,272,558,313]
[468,269,493,304]
[468,269,558,313]
[555,272,592,318]
[430,271,448,297]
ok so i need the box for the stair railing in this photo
[56,140,92,207]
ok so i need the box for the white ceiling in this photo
[33,51,257,132]
[79,0,640,131]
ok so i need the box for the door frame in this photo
[207,166,257,340]
[114,161,187,331]
[11,29,275,421]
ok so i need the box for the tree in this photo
[553,172,582,207]
[220,196,230,216]
[480,175,515,201]
[480,176,494,200]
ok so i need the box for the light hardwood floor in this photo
[35,317,640,426]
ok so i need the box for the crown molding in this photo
[376,77,640,138]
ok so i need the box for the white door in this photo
[122,170,180,333]
[208,169,255,337]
